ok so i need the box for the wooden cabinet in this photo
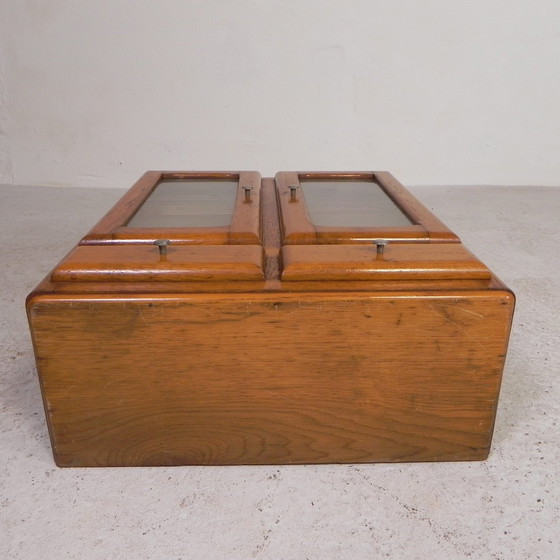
[27,171,515,467]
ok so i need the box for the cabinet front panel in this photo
[28,292,513,467]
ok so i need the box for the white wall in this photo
[1,0,559,188]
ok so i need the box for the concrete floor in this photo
[1,184,558,559]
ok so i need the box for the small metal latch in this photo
[154,239,171,256]
[289,185,299,202]
[242,186,253,203]
[373,239,388,256]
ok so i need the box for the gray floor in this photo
[1,184,558,559]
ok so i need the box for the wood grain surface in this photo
[281,244,491,283]
[51,245,264,282]
[27,171,515,467]
[275,172,460,244]
[82,171,262,245]
[28,291,513,467]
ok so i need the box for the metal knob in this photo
[154,239,171,256]
[242,186,253,203]
[373,239,388,256]
[289,185,299,202]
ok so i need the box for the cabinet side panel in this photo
[28,293,513,466]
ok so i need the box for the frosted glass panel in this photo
[301,180,412,227]
[127,180,238,228]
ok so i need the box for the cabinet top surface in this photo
[28,171,511,296]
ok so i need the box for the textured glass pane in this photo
[127,180,237,228]
[301,180,412,227]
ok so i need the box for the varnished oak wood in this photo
[374,172,460,242]
[51,245,264,282]
[26,170,515,467]
[275,171,317,244]
[281,244,491,284]
[82,171,262,245]
[276,172,460,244]
[28,291,513,467]
[82,170,162,242]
